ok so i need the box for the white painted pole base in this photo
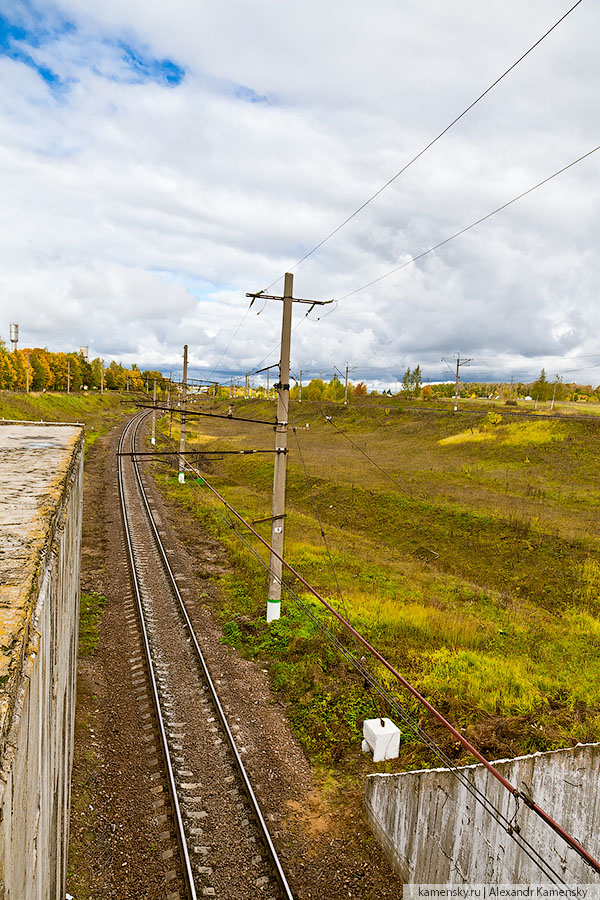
[178,472,185,484]
[266,600,281,622]
[151,436,156,445]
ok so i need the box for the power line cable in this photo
[335,144,600,302]
[146,421,558,878]
[318,405,420,500]
[262,0,584,291]
[290,421,348,613]
[256,142,598,362]
[205,301,253,382]
[145,422,574,883]
[291,415,418,722]
[247,306,317,378]
[195,496,563,882]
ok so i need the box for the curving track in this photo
[117,411,295,900]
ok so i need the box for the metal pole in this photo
[151,378,157,445]
[178,346,188,483]
[454,357,460,412]
[551,375,560,411]
[67,360,71,394]
[299,369,302,403]
[100,363,104,394]
[26,352,30,393]
[344,364,349,405]
[267,273,293,622]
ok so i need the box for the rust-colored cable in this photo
[176,452,600,879]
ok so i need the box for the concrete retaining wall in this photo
[0,423,84,900]
[365,743,600,884]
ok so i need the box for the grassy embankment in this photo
[0,389,136,456]
[151,396,600,773]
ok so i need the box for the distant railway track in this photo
[117,411,295,900]
[399,403,600,422]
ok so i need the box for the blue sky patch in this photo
[0,4,185,91]
[150,268,225,302]
[118,41,185,86]
[235,85,269,104]
[0,11,66,86]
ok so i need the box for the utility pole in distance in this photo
[335,363,357,405]
[443,353,472,412]
[151,378,157,445]
[178,345,188,483]
[247,274,331,622]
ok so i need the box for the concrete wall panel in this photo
[365,743,600,884]
[0,423,83,900]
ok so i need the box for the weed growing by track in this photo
[79,592,108,655]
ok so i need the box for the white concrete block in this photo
[362,718,401,762]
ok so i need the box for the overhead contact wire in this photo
[148,415,600,878]
[146,414,600,874]
[290,421,349,614]
[151,422,565,883]
[336,144,600,302]
[319,406,419,500]
[263,0,584,290]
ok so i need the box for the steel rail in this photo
[356,403,600,424]
[118,413,198,900]
[129,414,295,900]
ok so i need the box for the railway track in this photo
[117,411,295,900]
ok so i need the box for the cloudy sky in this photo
[1,0,599,388]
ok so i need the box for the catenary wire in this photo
[335,144,600,302]
[205,301,253,382]
[148,407,600,876]
[190,491,565,884]
[262,0,584,292]
[318,404,421,501]
[290,420,347,612]
[147,422,568,883]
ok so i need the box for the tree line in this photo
[0,342,164,393]
[289,369,600,404]
[2,342,597,404]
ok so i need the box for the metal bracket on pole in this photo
[251,513,287,525]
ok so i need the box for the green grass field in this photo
[152,396,600,773]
